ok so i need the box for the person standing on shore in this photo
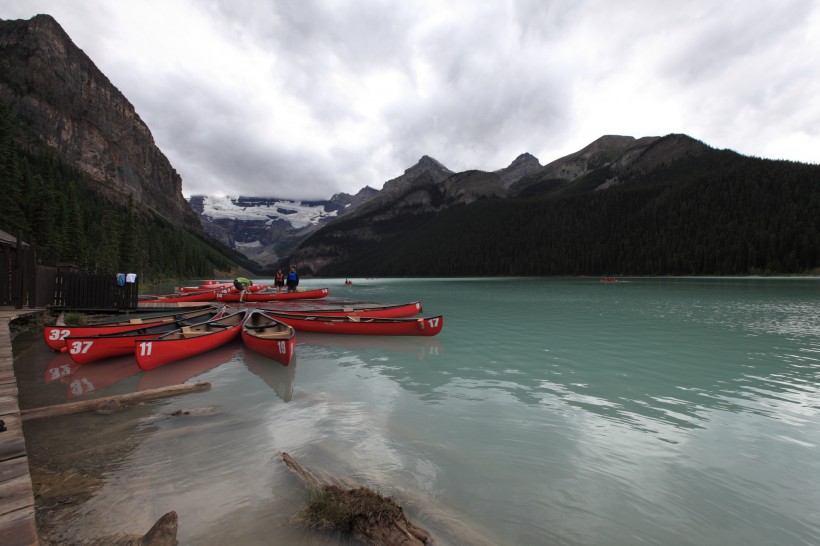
[274,269,285,293]
[286,267,299,293]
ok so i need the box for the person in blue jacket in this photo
[286,267,299,293]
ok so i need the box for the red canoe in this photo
[178,281,234,293]
[135,310,247,370]
[261,312,444,336]
[222,284,269,294]
[64,308,226,365]
[178,282,269,294]
[261,301,422,319]
[241,310,297,366]
[138,341,241,391]
[43,307,219,351]
[140,290,219,303]
[215,287,329,303]
[179,285,227,293]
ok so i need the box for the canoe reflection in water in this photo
[43,341,242,399]
[43,353,82,384]
[44,353,140,398]
[241,347,297,403]
[296,332,443,360]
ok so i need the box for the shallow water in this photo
[14,277,820,545]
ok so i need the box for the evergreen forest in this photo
[0,99,251,281]
[310,149,820,277]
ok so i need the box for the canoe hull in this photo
[135,311,246,370]
[265,313,444,336]
[241,311,297,366]
[216,287,329,302]
[140,290,218,303]
[270,301,422,319]
[42,307,217,351]
[64,309,224,364]
[66,333,160,364]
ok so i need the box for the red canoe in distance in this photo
[201,280,229,287]
[64,308,225,365]
[263,312,444,336]
[258,301,422,319]
[241,310,297,366]
[138,340,241,391]
[222,283,269,294]
[43,306,219,351]
[178,281,234,293]
[216,287,329,303]
[135,310,247,370]
[139,290,219,304]
[178,282,268,293]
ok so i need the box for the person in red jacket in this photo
[274,269,285,293]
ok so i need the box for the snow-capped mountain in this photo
[196,195,339,228]
[186,152,541,268]
[187,188,378,267]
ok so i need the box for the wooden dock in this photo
[0,308,46,546]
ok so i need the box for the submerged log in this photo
[21,382,211,421]
[281,452,432,546]
[80,510,178,545]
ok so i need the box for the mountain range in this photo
[186,133,714,270]
[2,14,818,278]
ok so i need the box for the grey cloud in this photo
[3,0,819,199]
[662,0,816,84]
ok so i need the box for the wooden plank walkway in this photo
[0,308,46,546]
[0,302,215,545]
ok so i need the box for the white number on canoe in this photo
[48,329,71,341]
[69,341,93,354]
[138,342,153,356]
[278,341,286,354]
[427,317,440,328]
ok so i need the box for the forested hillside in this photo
[306,148,820,277]
[0,100,254,280]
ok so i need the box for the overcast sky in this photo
[3,1,819,200]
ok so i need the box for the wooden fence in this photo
[0,233,138,310]
[52,272,139,310]
[0,233,51,308]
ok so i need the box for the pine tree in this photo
[118,195,138,272]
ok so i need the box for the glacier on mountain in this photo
[198,195,337,229]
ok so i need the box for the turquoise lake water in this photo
[14,277,820,545]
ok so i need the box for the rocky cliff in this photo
[0,14,200,230]
[494,152,542,188]
[508,135,656,195]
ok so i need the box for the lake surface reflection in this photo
[15,277,820,545]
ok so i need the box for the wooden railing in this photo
[1,234,138,310]
[52,271,139,310]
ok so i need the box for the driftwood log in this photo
[80,510,178,545]
[21,382,211,421]
[281,452,432,546]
